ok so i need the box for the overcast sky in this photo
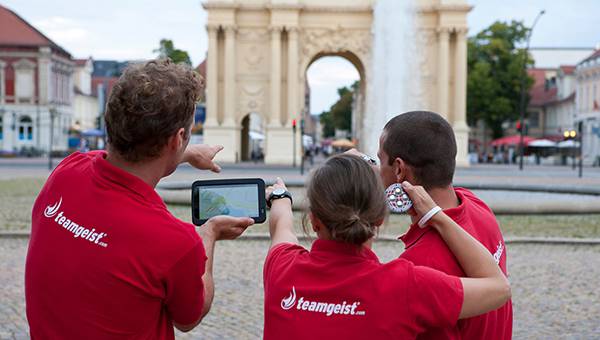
[4,0,599,114]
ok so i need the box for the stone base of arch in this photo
[203,124,241,163]
[454,123,470,167]
[264,125,300,165]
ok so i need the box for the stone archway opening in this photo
[240,112,265,162]
[305,53,364,152]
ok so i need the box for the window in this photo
[528,111,539,128]
[18,116,33,141]
[14,59,36,103]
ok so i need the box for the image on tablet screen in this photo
[199,184,259,219]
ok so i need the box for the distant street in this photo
[2,156,599,191]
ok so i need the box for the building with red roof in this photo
[0,4,76,154]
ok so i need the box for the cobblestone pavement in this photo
[2,238,600,339]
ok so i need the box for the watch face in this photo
[272,188,286,195]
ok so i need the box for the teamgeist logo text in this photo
[280,286,366,317]
[44,197,109,248]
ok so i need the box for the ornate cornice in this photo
[202,1,238,10]
[202,1,373,13]
[418,4,473,14]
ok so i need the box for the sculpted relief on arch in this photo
[299,26,372,74]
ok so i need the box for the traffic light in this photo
[516,121,522,132]
[292,119,297,128]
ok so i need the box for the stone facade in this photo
[202,0,471,165]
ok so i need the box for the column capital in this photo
[223,25,238,34]
[286,26,300,35]
[206,24,220,33]
[454,27,469,37]
[436,26,452,36]
[269,25,284,34]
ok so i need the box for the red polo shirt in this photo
[263,239,464,339]
[399,187,513,340]
[25,151,206,340]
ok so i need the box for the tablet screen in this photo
[198,184,259,220]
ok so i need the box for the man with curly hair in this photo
[25,59,253,339]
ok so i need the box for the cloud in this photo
[307,57,360,86]
[33,16,89,44]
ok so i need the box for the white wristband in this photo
[418,206,442,228]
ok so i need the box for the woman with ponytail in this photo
[263,154,511,339]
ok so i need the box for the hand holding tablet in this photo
[192,178,267,226]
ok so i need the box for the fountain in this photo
[363,0,423,157]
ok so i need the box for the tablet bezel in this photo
[191,178,266,226]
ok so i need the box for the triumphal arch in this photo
[202,0,471,166]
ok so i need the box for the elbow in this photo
[499,276,512,305]
[174,319,201,333]
[174,306,209,333]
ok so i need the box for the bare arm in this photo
[173,216,254,332]
[267,178,298,248]
[181,144,224,172]
[402,182,511,320]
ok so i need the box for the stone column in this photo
[0,61,5,104]
[437,27,450,117]
[286,27,299,126]
[205,25,219,127]
[269,26,282,127]
[453,28,470,167]
[223,25,237,127]
[37,47,52,105]
[453,28,468,128]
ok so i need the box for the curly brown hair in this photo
[104,59,204,162]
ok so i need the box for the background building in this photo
[0,4,74,155]
[72,58,98,131]
[575,49,600,166]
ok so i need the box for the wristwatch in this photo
[361,154,378,165]
[267,188,293,208]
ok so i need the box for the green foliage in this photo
[319,111,335,138]
[154,39,192,66]
[467,20,535,138]
[319,80,360,138]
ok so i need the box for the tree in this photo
[319,110,335,138]
[330,86,353,132]
[154,39,192,66]
[318,81,360,139]
[467,21,535,138]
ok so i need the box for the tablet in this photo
[191,178,266,226]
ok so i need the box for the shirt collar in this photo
[310,239,380,262]
[398,188,467,249]
[91,151,166,208]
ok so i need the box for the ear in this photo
[393,157,409,184]
[309,212,322,233]
[167,128,186,152]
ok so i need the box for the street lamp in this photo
[48,107,57,170]
[518,9,545,170]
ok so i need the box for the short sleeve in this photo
[263,243,306,291]
[164,241,208,326]
[409,264,464,331]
